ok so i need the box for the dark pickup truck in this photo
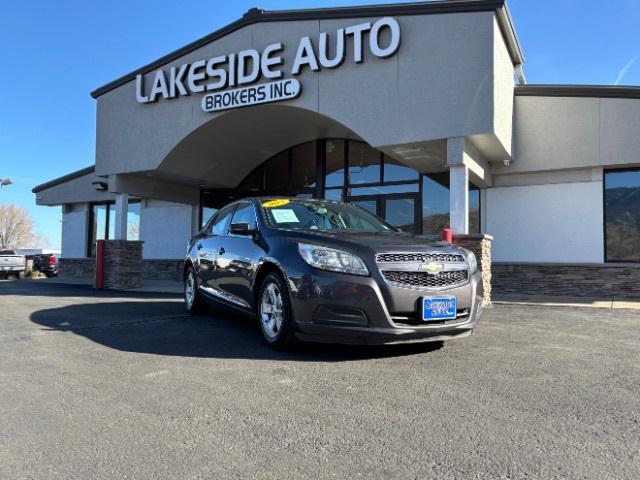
[32,254,59,278]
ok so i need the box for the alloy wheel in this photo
[185,271,195,309]
[260,282,284,340]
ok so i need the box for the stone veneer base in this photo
[58,252,640,300]
[493,263,640,299]
[58,258,96,280]
[453,234,493,306]
[142,260,183,281]
[103,240,144,290]
[59,258,183,283]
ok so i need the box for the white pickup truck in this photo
[0,250,26,279]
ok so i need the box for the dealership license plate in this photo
[422,296,457,321]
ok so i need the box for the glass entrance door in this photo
[348,194,419,233]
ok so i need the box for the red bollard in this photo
[441,228,453,244]
[95,240,105,289]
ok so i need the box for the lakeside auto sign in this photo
[135,17,401,113]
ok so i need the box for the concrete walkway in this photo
[25,277,183,294]
[493,293,640,310]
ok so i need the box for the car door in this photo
[213,202,262,310]
[196,204,236,292]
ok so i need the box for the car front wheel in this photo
[258,272,297,349]
[184,266,208,315]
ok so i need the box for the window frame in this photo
[86,199,141,257]
[207,138,482,237]
[206,204,237,237]
[603,167,640,263]
[229,202,259,236]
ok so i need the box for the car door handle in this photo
[218,247,225,255]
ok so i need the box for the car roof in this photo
[240,196,342,205]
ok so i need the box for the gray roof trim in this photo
[515,84,640,99]
[32,166,96,193]
[90,0,523,99]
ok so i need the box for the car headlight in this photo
[465,250,478,274]
[298,243,369,276]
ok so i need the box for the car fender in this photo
[253,256,294,295]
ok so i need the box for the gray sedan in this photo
[184,197,483,348]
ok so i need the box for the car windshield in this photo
[261,199,396,233]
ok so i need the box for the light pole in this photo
[0,178,12,188]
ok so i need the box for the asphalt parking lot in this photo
[1,280,639,479]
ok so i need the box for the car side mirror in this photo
[229,222,254,236]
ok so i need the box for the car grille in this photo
[382,270,468,289]
[376,252,465,263]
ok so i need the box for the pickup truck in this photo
[32,254,59,278]
[0,250,26,279]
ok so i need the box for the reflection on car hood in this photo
[279,229,465,255]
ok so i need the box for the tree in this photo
[0,204,36,250]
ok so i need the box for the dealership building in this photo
[33,0,640,297]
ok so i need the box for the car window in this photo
[210,205,235,236]
[230,203,257,230]
[0,250,16,255]
[261,199,395,233]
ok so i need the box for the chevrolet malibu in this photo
[184,198,483,348]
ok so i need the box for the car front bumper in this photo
[287,268,483,345]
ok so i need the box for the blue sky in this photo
[1,0,639,248]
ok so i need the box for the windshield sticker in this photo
[263,199,290,208]
[271,209,299,223]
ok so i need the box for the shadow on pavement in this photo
[30,299,443,362]
[0,279,181,300]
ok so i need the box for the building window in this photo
[239,166,263,192]
[469,187,481,235]
[291,142,316,189]
[225,139,482,236]
[348,141,380,185]
[422,174,450,236]
[127,202,141,240]
[421,174,481,236]
[383,154,419,182]
[264,150,289,192]
[87,200,140,257]
[325,139,346,189]
[604,169,640,262]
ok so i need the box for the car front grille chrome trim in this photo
[381,269,469,290]
[376,252,466,263]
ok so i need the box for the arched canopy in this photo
[157,105,365,189]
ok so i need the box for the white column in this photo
[447,137,469,235]
[190,203,201,235]
[114,193,129,240]
[449,165,469,234]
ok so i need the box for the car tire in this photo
[257,272,297,349]
[184,266,208,315]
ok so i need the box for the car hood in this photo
[277,229,466,256]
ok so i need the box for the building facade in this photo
[33,0,640,297]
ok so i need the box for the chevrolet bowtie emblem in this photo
[421,262,444,274]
